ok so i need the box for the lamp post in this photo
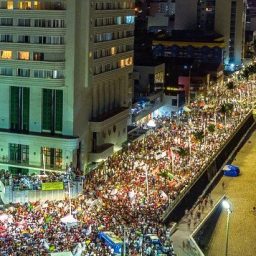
[42,153,46,174]
[187,65,193,105]
[222,199,232,256]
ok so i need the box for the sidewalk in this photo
[171,189,223,256]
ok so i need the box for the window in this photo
[10,86,29,131]
[115,16,122,25]
[7,0,13,9]
[0,67,12,76]
[34,1,40,9]
[34,69,64,79]
[119,59,125,68]
[18,35,30,43]
[172,99,178,106]
[125,57,133,66]
[0,34,12,42]
[124,16,135,24]
[17,68,30,77]
[0,0,13,9]
[0,50,12,59]
[19,1,32,10]
[111,47,116,55]
[18,18,30,26]
[18,51,30,60]
[0,17,13,25]
[41,147,62,168]
[33,52,44,61]
[42,89,63,133]
[9,144,29,164]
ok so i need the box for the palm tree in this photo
[158,170,169,186]
[158,169,174,186]
[193,130,204,143]
[207,124,215,133]
[176,147,189,158]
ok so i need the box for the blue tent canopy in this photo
[223,164,240,177]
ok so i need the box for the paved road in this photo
[171,130,256,256]
[206,130,256,256]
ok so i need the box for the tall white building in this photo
[0,0,134,174]
[215,0,246,68]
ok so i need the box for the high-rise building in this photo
[0,0,135,174]
[147,0,175,33]
[215,0,246,68]
[174,0,198,30]
[197,0,216,31]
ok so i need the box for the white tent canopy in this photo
[60,214,78,224]
[50,252,73,256]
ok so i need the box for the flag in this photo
[86,224,92,236]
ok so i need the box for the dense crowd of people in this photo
[0,79,255,255]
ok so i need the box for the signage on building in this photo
[42,182,64,191]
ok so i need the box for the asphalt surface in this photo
[206,130,256,256]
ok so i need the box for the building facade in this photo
[0,0,134,174]
[174,0,198,30]
[147,0,175,33]
[197,0,216,31]
[215,0,246,68]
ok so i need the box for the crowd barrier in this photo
[0,181,83,204]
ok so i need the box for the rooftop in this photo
[154,30,224,43]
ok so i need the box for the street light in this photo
[222,199,232,256]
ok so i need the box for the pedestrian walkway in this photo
[171,130,256,256]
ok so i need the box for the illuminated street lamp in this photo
[222,198,232,256]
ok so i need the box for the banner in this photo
[42,182,64,191]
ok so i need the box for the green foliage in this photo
[193,130,204,142]
[176,147,189,157]
[220,103,234,115]
[158,170,174,181]
[207,124,215,133]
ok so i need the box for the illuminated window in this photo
[7,0,13,9]
[125,57,133,66]
[125,16,135,24]
[120,59,125,68]
[41,147,62,168]
[19,1,31,10]
[0,50,12,59]
[111,47,116,55]
[155,72,164,83]
[34,1,40,9]
[18,51,30,60]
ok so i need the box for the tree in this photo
[158,170,173,186]
[219,103,233,116]
[176,147,189,158]
[193,130,204,143]
[207,124,215,133]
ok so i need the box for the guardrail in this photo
[161,111,255,223]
